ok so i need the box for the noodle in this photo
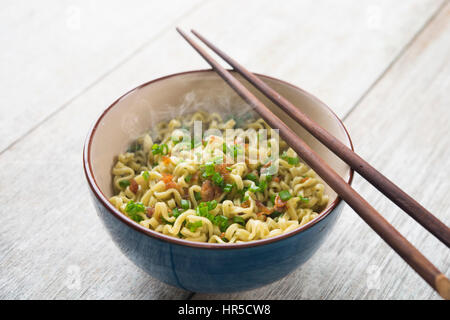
[109,111,329,243]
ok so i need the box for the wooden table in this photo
[1,0,449,300]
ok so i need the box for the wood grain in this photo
[190,28,450,247]
[0,0,447,299]
[0,0,442,154]
[0,0,205,152]
[178,0,445,118]
[194,2,450,300]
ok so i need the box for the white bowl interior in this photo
[89,70,352,204]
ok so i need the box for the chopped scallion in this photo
[270,194,277,204]
[151,143,169,155]
[172,208,182,218]
[279,190,292,201]
[233,216,246,226]
[187,221,203,232]
[212,172,224,186]
[207,200,218,210]
[181,199,190,210]
[248,184,260,193]
[281,152,300,165]
[124,200,145,222]
[223,184,233,193]
[196,205,209,217]
[245,173,258,183]
[119,180,130,188]
[269,211,283,219]
[299,196,310,203]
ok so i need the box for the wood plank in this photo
[79,0,444,121]
[194,2,450,300]
[177,0,445,116]
[0,0,446,299]
[0,0,208,300]
[0,0,443,155]
[0,0,205,152]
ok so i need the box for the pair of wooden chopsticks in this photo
[176,28,450,299]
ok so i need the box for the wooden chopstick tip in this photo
[436,274,450,300]
[177,27,200,39]
[175,27,188,37]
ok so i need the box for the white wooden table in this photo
[1,0,449,300]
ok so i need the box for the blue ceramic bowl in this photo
[83,70,353,293]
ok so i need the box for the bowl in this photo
[83,69,354,293]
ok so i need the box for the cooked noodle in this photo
[109,111,329,243]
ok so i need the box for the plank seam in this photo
[0,0,208,157]
[342,0,448,122]
[188,0,449,301]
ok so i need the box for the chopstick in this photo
[176,27,450,299]
[190,29,450,249]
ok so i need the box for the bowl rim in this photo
[83,69,354,250]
